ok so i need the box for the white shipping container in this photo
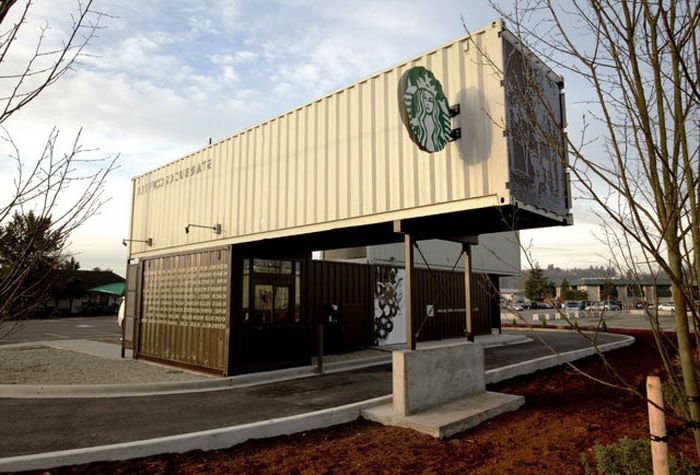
[129,20,570,258]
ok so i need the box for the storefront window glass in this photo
[274,286,290,323]
[254,284,273,324]
[253,259,293,274]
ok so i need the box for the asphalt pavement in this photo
[0,330,628,458]
[0,316,119,345]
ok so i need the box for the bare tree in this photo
[470,0,699,456]
[0,0,117,331]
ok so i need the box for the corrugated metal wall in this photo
[305,260,497,350]
[412,270,497,342]
[305,260,375,350]
[134,255,497,371]
[129,22,510,258]
[138,248,231,373]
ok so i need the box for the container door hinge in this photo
[449,128,462,142]
[449,104,461,117]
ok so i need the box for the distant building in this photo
[47,270,124,315]
[557,277,677,308]
[499,288,522,302]
[321,232,520,276]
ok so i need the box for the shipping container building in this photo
[123,20,570,374]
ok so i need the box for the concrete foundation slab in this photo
[362,391,524,439]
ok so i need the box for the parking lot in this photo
[0,316,119,345]
[501,308,682,332]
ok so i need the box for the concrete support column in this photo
[404,233,416,350]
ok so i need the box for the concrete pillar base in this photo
[362,391,525,439]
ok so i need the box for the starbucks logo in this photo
[398,66,453,153]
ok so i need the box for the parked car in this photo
[584,301,621,311]
[512,303,524,311]
[658,302,675,312]
[564,301,585,310]
[585,302,606,311]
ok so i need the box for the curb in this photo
[0,395,392,473]
[484,334,635,384]
[0,336,531,399]
[1,332,624,399]
[0,355,392,399]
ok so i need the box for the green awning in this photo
[89,282,125,296]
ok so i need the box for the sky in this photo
[0,0,614,277]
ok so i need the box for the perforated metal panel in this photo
[138,248,231,373]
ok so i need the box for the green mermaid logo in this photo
[398,66,452,152]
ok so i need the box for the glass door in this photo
[252,284,291,324]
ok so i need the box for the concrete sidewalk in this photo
[0,341,211,387]
[0,332,531,395]
[0,329,634,472]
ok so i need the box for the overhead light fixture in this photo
[122,238,153,247]
[185,223,222,235]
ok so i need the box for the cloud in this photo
[520,220,613,269]
[208,51,259,83]
[7,0,564,274]
[272,81,292,96]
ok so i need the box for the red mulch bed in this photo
[40,330,698,474]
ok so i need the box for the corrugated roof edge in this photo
[132,19,507,181]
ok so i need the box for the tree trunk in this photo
[668,247,700,454]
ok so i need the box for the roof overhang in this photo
[233,205,570,257]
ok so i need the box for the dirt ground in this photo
[38,330,698,474]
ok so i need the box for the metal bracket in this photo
[185,223,222,235]
[449,104,461,117]
[449,128,462,142]
[122,238,153,247]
